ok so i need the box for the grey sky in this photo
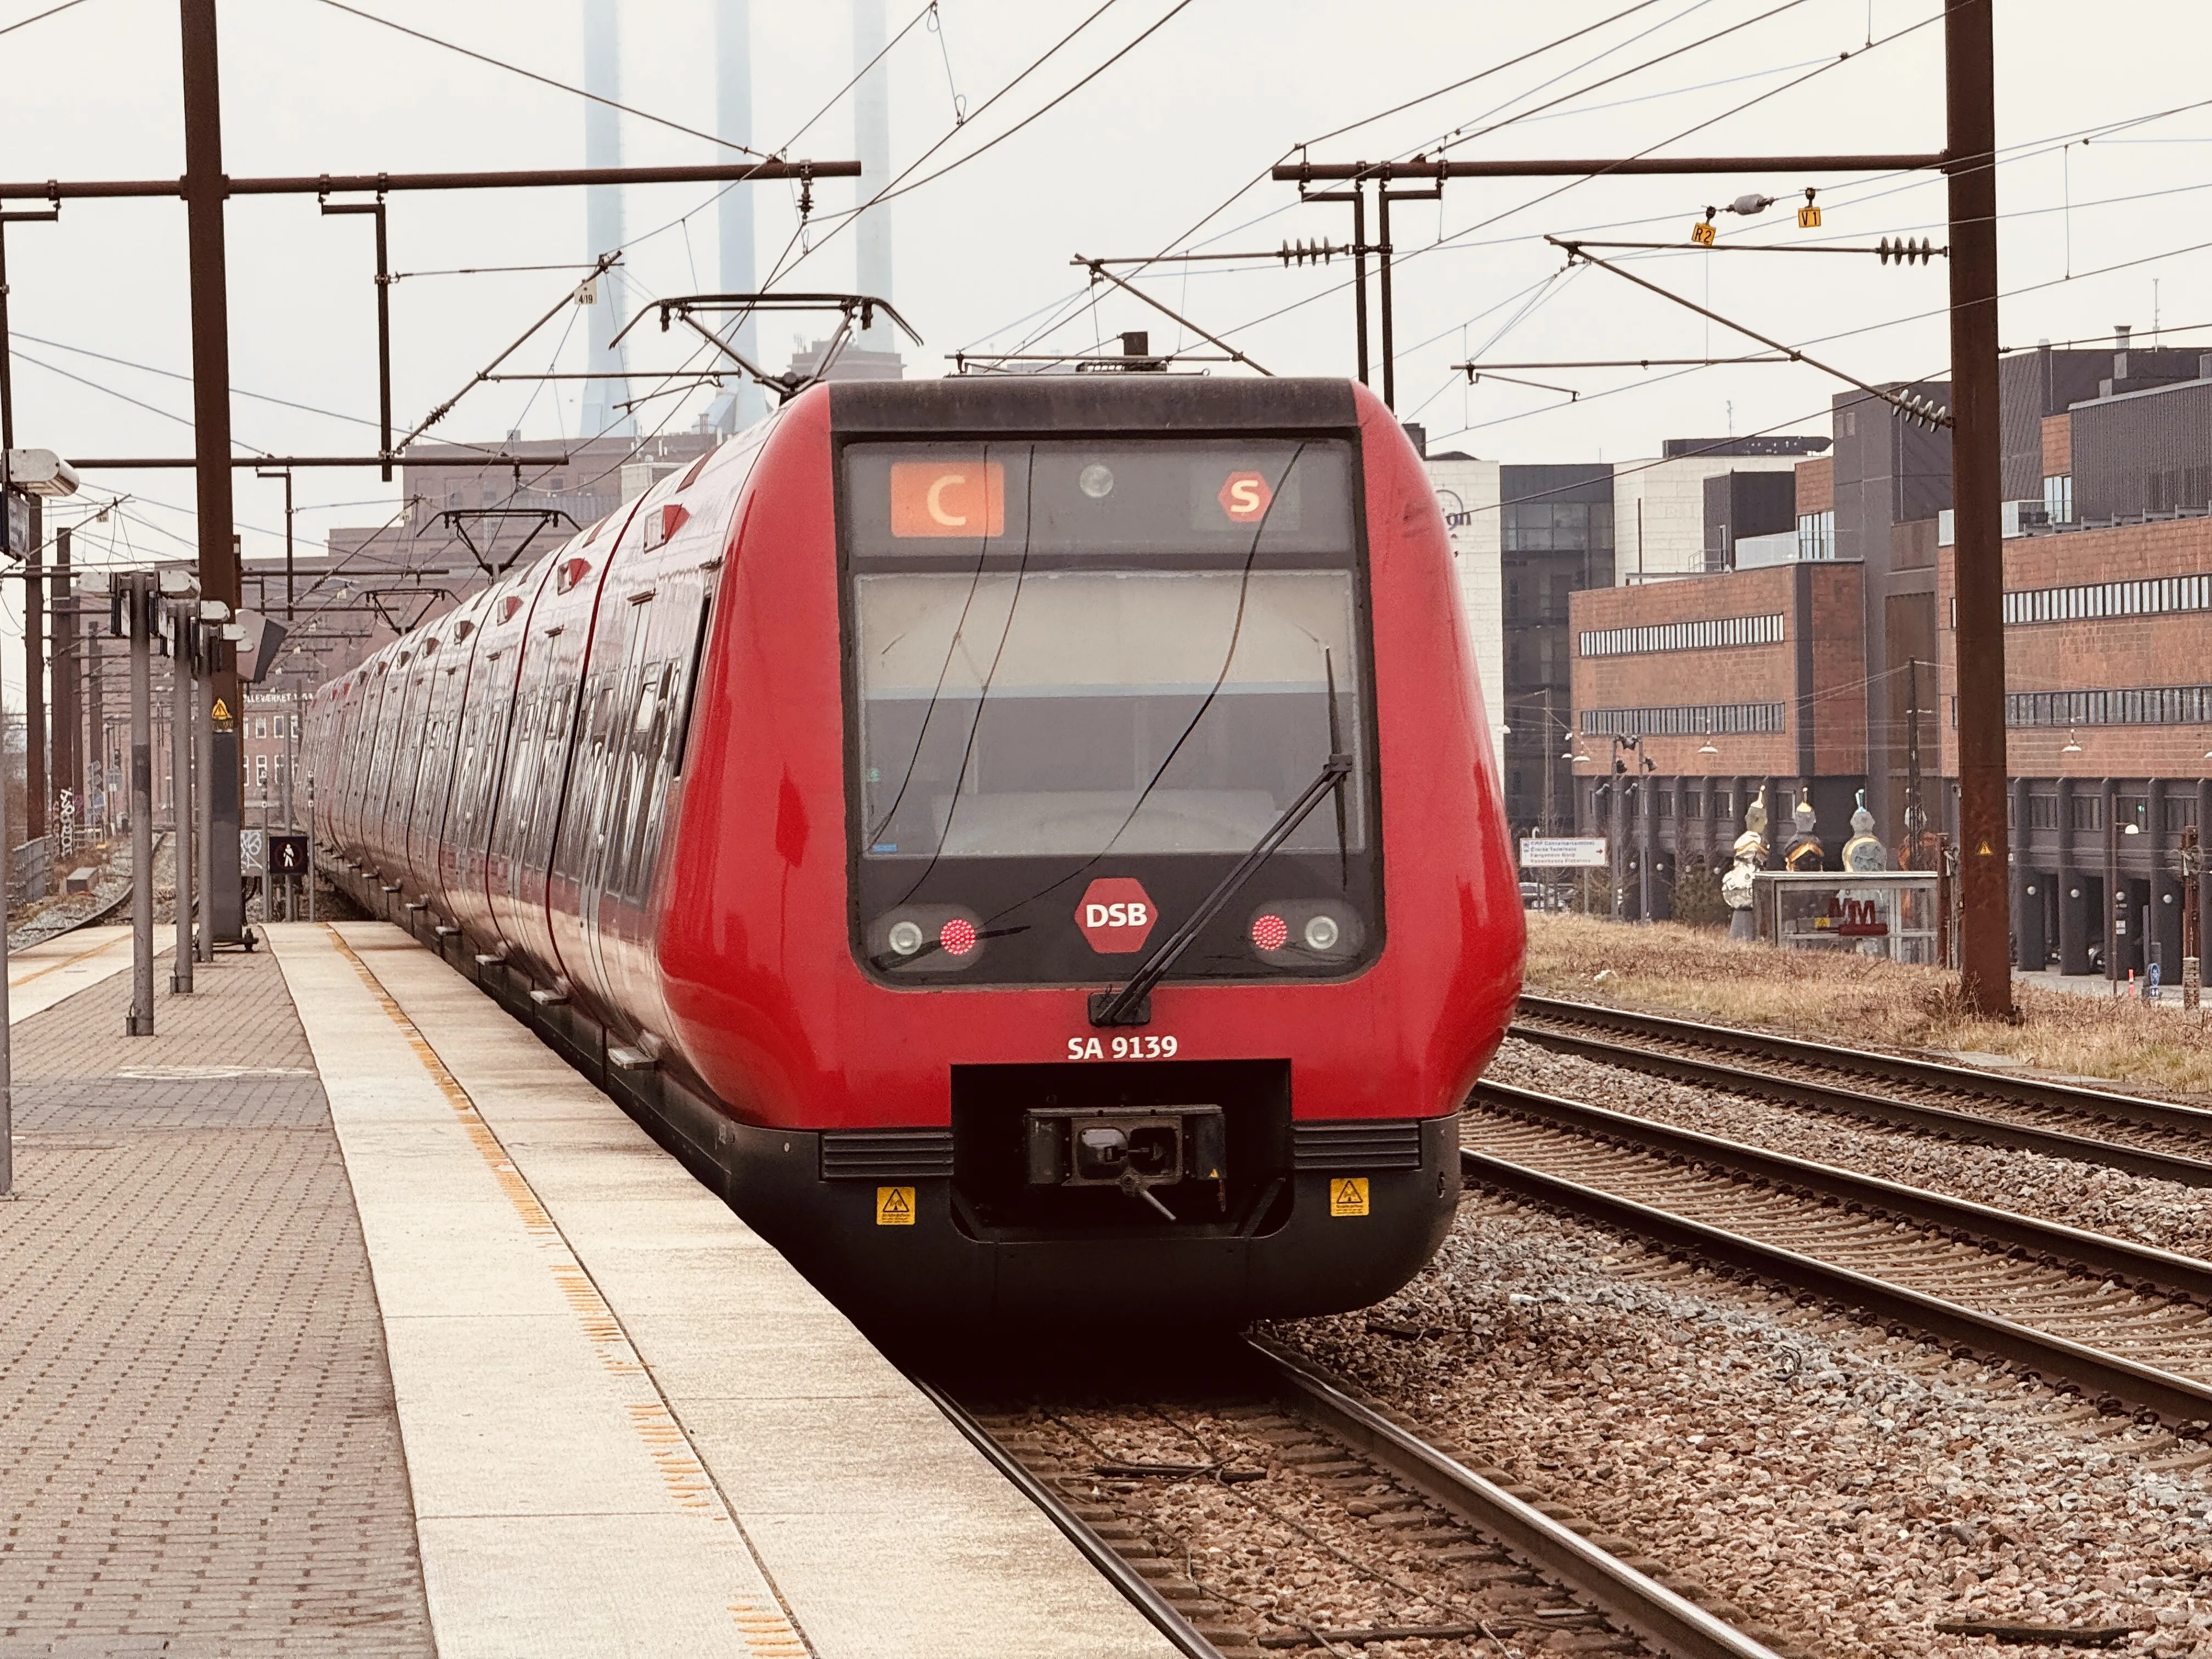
[0,0,2201,662]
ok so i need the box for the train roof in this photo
[826,375,1360,438]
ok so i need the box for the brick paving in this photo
[0,945,434,1657]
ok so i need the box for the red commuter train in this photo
[308,376,1523,1328]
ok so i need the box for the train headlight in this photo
[870,907,985,973]
[1247,901,1364,967]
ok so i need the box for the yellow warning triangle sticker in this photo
[1977,840,1994,856]
[211,698,231,721]
[879,1187,910,1215]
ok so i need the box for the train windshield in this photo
[840,438,1377,983]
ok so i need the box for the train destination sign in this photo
[1520,837,1609,868]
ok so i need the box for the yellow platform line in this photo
[323,924,814,1655]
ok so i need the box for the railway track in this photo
[923,1339,1786,1659]
[1514,994,2212,1184]
[1468,1079,2212,1429]
[8,857,145,950]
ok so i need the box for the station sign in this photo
[1520,836,1609,868]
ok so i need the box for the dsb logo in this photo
[1075,877,1158,954]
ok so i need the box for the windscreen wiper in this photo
[1088,753,1353,1028]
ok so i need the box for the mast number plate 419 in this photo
[1068,1035,1179,1060]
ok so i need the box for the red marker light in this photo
[1252,913,1289,952]
[939,917,978,956]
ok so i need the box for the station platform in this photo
[0,920,1180,1658]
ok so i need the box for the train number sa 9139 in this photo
[1066,1034,1180,1060]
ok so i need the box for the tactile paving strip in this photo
[0,949,435,1655]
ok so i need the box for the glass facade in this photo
[1500,464,1615,837]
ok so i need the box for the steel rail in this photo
[1518,994,2212,1141]
[1474,1080,2212,1302]
[1509,1010,2212,1188]
[1464,1103,2212,1426]
[1248,1340,1786,1659]
[912,1374,1226,1659]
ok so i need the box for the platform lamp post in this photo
[1607,735,1641,921]
[2107,804,2142,998]
[0,448,79,1198]
[2183,823,2202,1012]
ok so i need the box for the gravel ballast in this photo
[1276,1189,2212,1659]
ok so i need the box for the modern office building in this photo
[1565,333,2212,975]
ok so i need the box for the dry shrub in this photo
[1525,911,2212,1100]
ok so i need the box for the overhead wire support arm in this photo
[318,192,393,480]
[1544,236,1953,428]
[1457,356,1794,370]
[0,160,862,202]
[1272,154,1948,182]
[613,292,923,403]
[1565,238,1947,258]
[1460,370,1578,400]
[394,253,621,452]
[1070,256,1272,377]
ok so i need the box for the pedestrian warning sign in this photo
[875,1185,916,1226]
[1329,1177,1370,1218]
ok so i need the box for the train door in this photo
[548,594,640,1005]
[600,581,718,1035]
[579,595,659,1010]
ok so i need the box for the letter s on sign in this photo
[1231,478,1261,515]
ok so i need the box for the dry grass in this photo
[1524,911,2212,1101]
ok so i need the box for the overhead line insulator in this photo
[1878,236,1936,266]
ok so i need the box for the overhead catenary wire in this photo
[1116,7,1947,380]
[0,0,89,39]
[1003,3,1920,370]
[312,0,775,160]
[992,0,1760,362]
[756,0,1182,294]
[1297,0,1677,151]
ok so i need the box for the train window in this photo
[853,567,1365,859]
[840,436,1377,987]
[671,595,714,777]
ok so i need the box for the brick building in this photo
[240,692,306,825]
[1934,372,2212,979]
[1564,332,2212,975]
[1569,557,1865,918]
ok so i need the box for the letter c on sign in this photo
[927,473,968,528]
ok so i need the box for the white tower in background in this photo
[714,0,765,431]
[582,0,635,438]
[852,0,895,355]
